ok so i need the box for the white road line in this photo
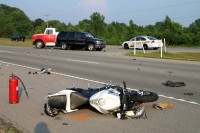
[0,50,13,54]
[0,60,199,106]
[159,95,200,106]
[66,58,99,65]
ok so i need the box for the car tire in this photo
[87,44,95,51]
[96,48,102,51]
[61,42,68,50]
[124,44,129,49]
[35,40,44,49]
[143,44,148,50]
[44,103,59,117]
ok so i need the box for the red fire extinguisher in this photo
[9,74,29,104]
[9,75,19,104]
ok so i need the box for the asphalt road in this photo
[0,45,200,133]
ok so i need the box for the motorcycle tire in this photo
[130,91,158,103]
[44,103,59,117]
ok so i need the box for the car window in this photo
[67,32,75,39]
[76,32,84,39]
[45,29,53,34]
[58,32,68,39]
[147,36,157,40]
[140,37,146,41]
[136,37,141,41]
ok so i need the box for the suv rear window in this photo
[58,32,69,40]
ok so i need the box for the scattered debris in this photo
[133,58,136,60]
[153,102,173,110]
[30,68,51,75]
[162,80,186,87]
[103,50,106,52]
[40,113,44,115]
[54,117,62,121]
[167,71,173,74]
[137,68,140,70]
[184,92,193,96]
[62,122,69,125]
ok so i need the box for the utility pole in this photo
[44,15,49,28]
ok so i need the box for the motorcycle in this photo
[44,81,158,119]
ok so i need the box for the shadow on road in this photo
[34,122,50,133]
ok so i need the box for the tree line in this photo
[0,4,200,46]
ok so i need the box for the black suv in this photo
[56,31,106,51]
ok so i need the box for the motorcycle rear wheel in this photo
[44,103,59,117]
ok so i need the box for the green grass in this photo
[125,51,200,62]
[0,38,33,47]
[0,118,21,133]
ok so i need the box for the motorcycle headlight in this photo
[98,98,106,106]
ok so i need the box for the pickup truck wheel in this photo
[35,40,44,49]
[87,44,95,51]
[61,42,68,50]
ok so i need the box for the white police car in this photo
[122,36,163,50]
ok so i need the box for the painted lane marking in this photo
[0,50,13,54]
[159,95,200,106]
[66,58,99,65]
[0,60,199,106]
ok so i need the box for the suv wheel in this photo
[61,42,68,50]
[87,44,95,51]
[35,40,44,49]
[96,48,102,51]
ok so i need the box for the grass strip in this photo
[0,38,32,47]
[125,51,200,62]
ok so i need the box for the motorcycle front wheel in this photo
[130,91,158,103]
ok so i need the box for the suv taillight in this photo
[151,40,155,43]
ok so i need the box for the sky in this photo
[1,0,200,27]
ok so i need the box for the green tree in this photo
[89,12,106,37]
[0,4,32,37]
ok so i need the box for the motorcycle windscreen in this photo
[70,92,89,110]
[48,95,66,109]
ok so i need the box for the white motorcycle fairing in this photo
[48,90,78,113]
[47,89,89,113]
[89,88,121,114]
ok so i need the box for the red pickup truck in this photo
[32,28,59,48]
